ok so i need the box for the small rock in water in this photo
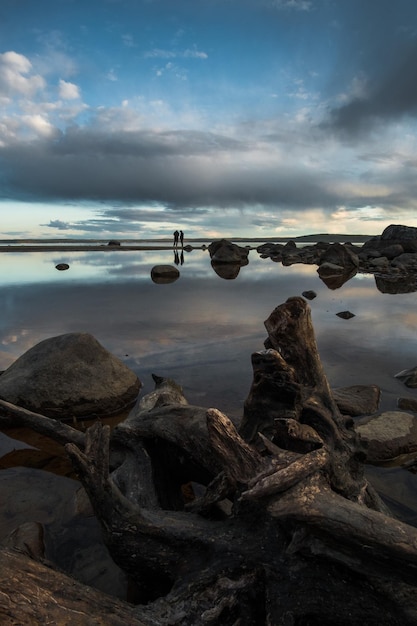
[336,310,355,319]
[302,290,317,300]
[151,265,180,284]
[398,397,417,412]
[55,263,69,271]
[395,366,417,388]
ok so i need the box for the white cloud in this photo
[269,0,312,10]
[58,79,80,100]
[144,48,208,59]
[21,114,57,138]
[0,51,45,97]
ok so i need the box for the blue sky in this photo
[1,0,417,239]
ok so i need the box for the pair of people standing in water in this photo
[173,230,184,247]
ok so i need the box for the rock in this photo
[391,252,417,270]
[302,290,317,300]
[363,224,417,254]
[318,243,359,270]
[55,263,69,271]
[2,522,45,560]
[332,384,381,417]
[281,252,302,266]
[208,239,249,264]
[380,224,417,241]
[398,397,417,412]
[257,243,284,257]
[356,411,417,462]
[395,366,417,388]
[150,265,180,284]
[380,244,404,260]
[336,310,355,319]
[375,274,417,294]
[107,240,121,246]
[369,256,389,268]
[0,333,141,419]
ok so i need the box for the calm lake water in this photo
[1,243,417,596]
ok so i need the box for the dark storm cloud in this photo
[0,127,341,211]
[326,41,417,135]
[323,0,417,136]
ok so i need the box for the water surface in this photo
[1,244,417,593]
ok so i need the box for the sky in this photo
[1,0,417,239]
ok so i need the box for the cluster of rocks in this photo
[327,383,417,464]
[258,224,417,292]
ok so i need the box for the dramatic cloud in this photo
[326,41,417,135]
[1,0,417,238]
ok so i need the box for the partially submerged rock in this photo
[333,384,381,417]
[301,290,317,300]
[356,411,417,462]
[336,310,355,319]
[0,333,141,419]
[208,239,249,264]
[150,265,180,284]
[318,242,359,270]
[395,366,417,388]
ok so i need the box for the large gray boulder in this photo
[380,224,417,241]
[0,333,141,419]
[363,224,417,254]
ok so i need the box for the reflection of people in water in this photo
[173,230,179,247]
[179,230,184,247]
[173,250,184,265]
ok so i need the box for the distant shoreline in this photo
[0,233,373,253]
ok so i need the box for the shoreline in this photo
[0,233,372,253]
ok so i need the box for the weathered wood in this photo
[0,548,150,626]
[0,397,85,448]
[2,297,417,624]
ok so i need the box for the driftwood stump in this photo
[2,297,417,624]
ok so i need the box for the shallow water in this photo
[1,245,417,595]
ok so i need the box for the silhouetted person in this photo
[179,230,184,247]
[173,230,179,247]
[174,250,180,265]
[180,250,184,265]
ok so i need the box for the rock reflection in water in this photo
[211,258,248,279]
[375,274,417,294]
[317,266,358,289]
